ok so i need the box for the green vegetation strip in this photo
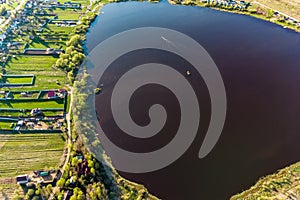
[0,100,64,109]
[0,122,12,129]
[5,77,33,84]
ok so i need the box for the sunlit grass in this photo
[0,134,65,178]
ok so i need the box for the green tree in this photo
[77,190,85,200]
[96,186,102,199]
[71,52,85,65]
[35,189,41,195]
[57,178,66,187]
[72,157,79,167]
[65,179,70,187]
[46,184,52,194]
[90,167,95,175]
[88,160,94,168]
[66,46,75,54]
[55,58,68,69]
[70,195,77,200]
[66,35,83,47]
[27,189,35,197]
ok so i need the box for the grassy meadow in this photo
[0,133,65,178]
[0,100,64,109]
[4,55,66,91]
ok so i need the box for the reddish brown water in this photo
[86,1,300,199]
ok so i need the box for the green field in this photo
[54,8,81,20]
[5,77,33,84]
[5,55,66,91]
[6,56,57,72]
[47,24,76,33]
[0,100,64,109]
[10,92,39,99]
[0,122,12,129]
[0,134,65,178]
[59,0,91,6]
[29,40,65,49]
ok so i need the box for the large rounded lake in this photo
[85,1,300,199]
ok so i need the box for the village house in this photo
[16,175,29,185]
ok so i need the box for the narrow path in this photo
[63,87,73,174]
[49,87,73,200]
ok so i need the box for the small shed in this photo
[16,175,29,185]
[40,171,49,177]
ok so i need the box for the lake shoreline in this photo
[83,0,300,199]
[231,162,300,199]
[167,0,300,34]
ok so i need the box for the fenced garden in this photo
[0,74,35,87]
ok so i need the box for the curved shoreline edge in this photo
[167,0,300,34]
[231,162,300,199]
[75,0,300,199]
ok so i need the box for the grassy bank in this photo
[71,73,159,200]
[231,162,300,199]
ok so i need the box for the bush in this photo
[27,189,35,197]
[57,178,66,187]
[35,189,40,195]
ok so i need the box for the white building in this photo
[16,175,29,185]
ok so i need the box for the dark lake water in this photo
[85,1,300,199]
